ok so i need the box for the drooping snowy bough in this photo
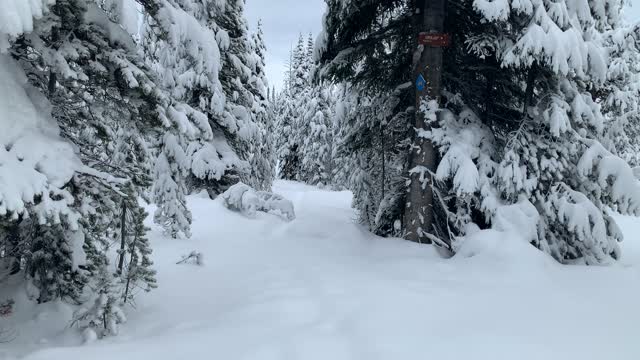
[0,1,78,225]
[426,0,640,264]
[317,0,640,264]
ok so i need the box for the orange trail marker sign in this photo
[419,32,451,47]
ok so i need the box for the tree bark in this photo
[404,0,446,243]
[48,26,59,96]
[117,201,127,275]
[381,124,385,202]
[523,63,538,112]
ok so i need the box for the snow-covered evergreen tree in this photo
[25,224,87,304]
[602,22,640,167]
[456,0,639,264]
[121,200,157,304]
[246,21,276,190]
[276,35,309,181]
[2,0,162,337]
[318,0,640,263]
[142,0,262,205]
[317,1,414,235]
[298,84,335,187]
[140,0,219,236]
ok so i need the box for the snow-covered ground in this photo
[4,181,640,359]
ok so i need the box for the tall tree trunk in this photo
[404,0,446,244]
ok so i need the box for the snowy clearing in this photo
[4,181,640,360]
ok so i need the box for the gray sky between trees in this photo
[245,0,326,92]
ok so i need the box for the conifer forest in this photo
[1,1,640,359]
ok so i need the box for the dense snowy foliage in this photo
[274,34,341,188]
[2,0,640,353]
[0,0,273,341]
[315,0,640,264]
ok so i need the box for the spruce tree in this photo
[140,0,237,234]
[602,22,640,167]
[276,35,310,181]
[446,0,640,263]
[247,20,276,190]
[25,224,87,304]
[5,0,162,336]
[298,84,335,187]
[122,202,157,304]
[317,1,414,236]
[318,0,640,263]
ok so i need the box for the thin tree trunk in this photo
[404,0,447,243]
[381,124,385,202]
[48,26,59,96]
[123,237,138,304]
[48,70,57,96]
[523,63,538,112]
[117,201,127,275]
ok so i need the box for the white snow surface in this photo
[4,181,640,359]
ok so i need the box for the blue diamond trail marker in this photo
[416,74,426,92]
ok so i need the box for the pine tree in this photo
[25,224,87,304]
[140,0,248,234]
[298,84,335,187]
[153,133,192,238]
[452,0,640,263]
[602,22,640,167]
[247,20,276,190]
[72,266,125,339]
[317,1,414,236]
[4,0,160,299]
[276,35,312,181]
[4,0,163,337]
[289,34,339,187]
[122,202,157,304]
[318,0,640,263]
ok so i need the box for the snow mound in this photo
[455,229,555,270]
[455,196,550,269]
[221,183,295,221]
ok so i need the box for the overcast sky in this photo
[245,0,326,92]
[627,0,640,21]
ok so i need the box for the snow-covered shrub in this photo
[255,191,296,221]
[72,270,126,339]
[222,183,295,221]
[222,183,261,217]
